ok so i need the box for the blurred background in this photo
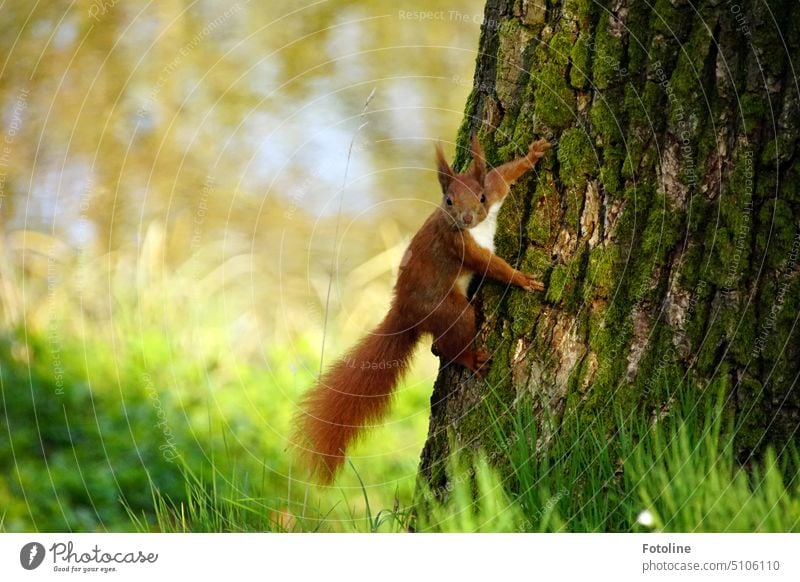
[0,0,485,531]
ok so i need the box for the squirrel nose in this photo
[463,213,473,225]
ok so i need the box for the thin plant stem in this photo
[318,88,376,377]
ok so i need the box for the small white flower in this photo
[637,510,655,527]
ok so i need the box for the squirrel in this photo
[293,135,552,482]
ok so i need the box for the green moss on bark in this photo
[592,12,624,90]
[666,15,714,130]
[586,246,618,299]
[527,178,560,246]
[556,127,596,188]
[757,199,796,270]
[569,32,591,89]
[532,27,578,131]
[599,142,624,197]
[591,87,625,145]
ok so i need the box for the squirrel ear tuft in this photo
[434,142,455,192]
[468,134,486,184]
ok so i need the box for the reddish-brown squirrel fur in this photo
[293,136,551,483]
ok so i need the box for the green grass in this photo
[0,321,432,532]
[123,379,800,534]
[415,455,524,532]
[486,381,800,532]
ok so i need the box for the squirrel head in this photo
[434,135,489,230]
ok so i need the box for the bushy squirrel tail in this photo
[293,310,419,483]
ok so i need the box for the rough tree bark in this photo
[419,0,800,493]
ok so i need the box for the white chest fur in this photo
[470,198,504,253]
[454,198,505,296]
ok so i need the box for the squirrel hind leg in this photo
[438,329,491,378]
[425,294,489,376]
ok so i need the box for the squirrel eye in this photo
[446,197,453,206]
[480,194,486,203]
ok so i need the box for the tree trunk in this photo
[419,0,800,493]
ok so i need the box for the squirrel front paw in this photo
[527,138,552,161]
[519,273,545,292]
